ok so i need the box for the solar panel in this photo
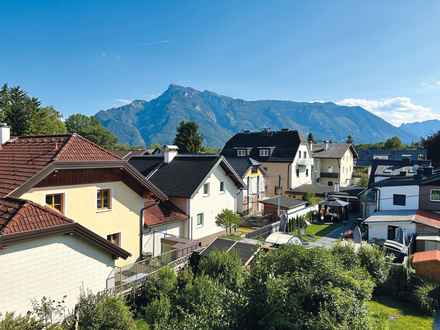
[230,242,258,266]
[200,238,236,257]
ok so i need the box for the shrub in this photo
[0,312,45,330]
[412,282,436,315]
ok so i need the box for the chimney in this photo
[0,123,10,145]
[163,145,178,164]
[308,140,313,153]
[281,128,289,133]
[424,166,433,177]
[243,130,251,134]
[324,140,329,151]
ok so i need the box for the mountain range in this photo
[398,120,440,139]
[95,84,421,149]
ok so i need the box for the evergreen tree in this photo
[346,135,354,144]
[307,132,317,143]
[173,120,204,153]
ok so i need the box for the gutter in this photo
[139,200,160,259]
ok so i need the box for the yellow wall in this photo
[20,182,144,266]
[315,149,355,187]
[243,167,266,179]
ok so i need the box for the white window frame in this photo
[328,166,333,173]
[237,150,246,156]
[259,149,269,157]
[220,181,225,194]
[106,230,122,247]
[197,213,204,228]
[96,186,113,213]
[430,189,440,202]
[203,183,210,197]
[44,191,67,216]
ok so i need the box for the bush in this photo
[0,312,46,330]
[412,282,436,315]
[358,245,391,286]
[219,233,244,241]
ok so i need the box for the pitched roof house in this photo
[0,196,129,316]
[310,141,358,188]
[129,150,245,249]
[225,157,268,215]
[221,129,313,197]
[0,126,167,266]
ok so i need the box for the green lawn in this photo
[290,223,339,240]
[237,227,254,235]
[368,296,434,330]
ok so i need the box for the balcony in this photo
[320,172,338,178]
[297,158,314,166]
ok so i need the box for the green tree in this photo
[65,114,118,150]
[421,130,440,164]
[302,187,317,206]
[307,132,317,143]
[173,120,204,153]
[27,105,66,135]
[215,209,241,234]
[346,135,354,144]
[357,175,369,188]
[383,136,403,150]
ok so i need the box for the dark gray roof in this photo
[286,184,363,198]
[201,238,258,266]
[221,129,307,163]
[372,167,440,188]
[356,149,428,167]
[312,143,357,159]
[129,154,245,199]
[224,157,268,178]
[259,196,307,209]
[111,149,150,160]
[375,165,416,177]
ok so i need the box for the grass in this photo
[290,223,339,241]
[368,295,434,330]
[237,227,254,235]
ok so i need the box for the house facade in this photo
[221,128,313,198]
[0,128,167,266]
[310,141,358,188]
[0,197,130,316]
[129,151,246,250]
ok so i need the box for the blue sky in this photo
[1,0,440,126]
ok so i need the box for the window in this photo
[296,169,299,177]
[328,181,333,186]
[251,167,258,174]
[107,232,121,247]
[393,194,406,206]
[197,213,204,227]
[237,150,246,156]
[387,226,398,240]
[304,151,307,158]
[220,182,225,193]
[203,183,210,196]
[431,190,440,201]
[259,149,269,157]
[306,169,309,176]
[97,188,111,211]
[327,166,333,173]
[45,193,64,213]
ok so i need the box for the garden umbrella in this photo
[318,198,350,207]
[353,226,361,244]
[279,213,288,232]
[398,227,405,245]
[299,220,311,227]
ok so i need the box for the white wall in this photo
[142,220,186,256]
[190,165,237,240]
[286,205,318,220]
[367,222,416,241]
[378,186,419,211]
[0,235,114,316]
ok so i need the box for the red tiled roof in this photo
[413,209,440,230]
[413,250,440,263]
[0,134,120,198]
[0,196,73,235]
[144,200,188,227]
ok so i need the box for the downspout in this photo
[337,159,340,186]
[139,199,161,259]
[287,163,291,190]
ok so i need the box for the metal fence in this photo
[245,220,281,240]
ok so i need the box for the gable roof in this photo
[356,149,428,167]
[413,250,440,264]
[111,149,151,160]
[221,129,307,163]
[0,196,130,259]
[286,184,363,198]
[372,167,440,188]
[129,155,245,199]
[224,157,268,178]
[413,209,440,230]
[200,237,259,266]
[144,200,188,227]
[312,143,358,159]
[0,134,167,201]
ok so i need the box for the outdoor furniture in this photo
[299,228,316,241]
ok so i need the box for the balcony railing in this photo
[298,158,314,166]
[320,172,338,178]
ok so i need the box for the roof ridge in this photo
[56,134,122,161]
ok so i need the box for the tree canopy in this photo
[215,209,241,234]
[0,83,65,136]
[421,130,440,165]
[65,114,118,150]
[307,132,317,143]
[173,120,204,153]
[346,134,354,144]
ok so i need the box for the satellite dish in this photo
[316,178,321,183]
[412,165,419,172]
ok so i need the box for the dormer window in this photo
[237,150,246,156]
[260,149,269,157]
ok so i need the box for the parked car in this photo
[265,232,309,246]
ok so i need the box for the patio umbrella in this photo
[279,213,288,232]
[398,227,405,245]
[299,220,311,227]
[353,226,361,244]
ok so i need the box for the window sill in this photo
[196,224,203,229]
[219,192,225,195]
[203,194,209,198]
[96,208,113,213]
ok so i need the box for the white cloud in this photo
[102,53,106,56]
[437,81,440,85]
[422,82,427,85]
[336,97,440,126]
[114,99,131,104]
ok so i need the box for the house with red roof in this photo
[0,196,130,316]
[0,124,167,266]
